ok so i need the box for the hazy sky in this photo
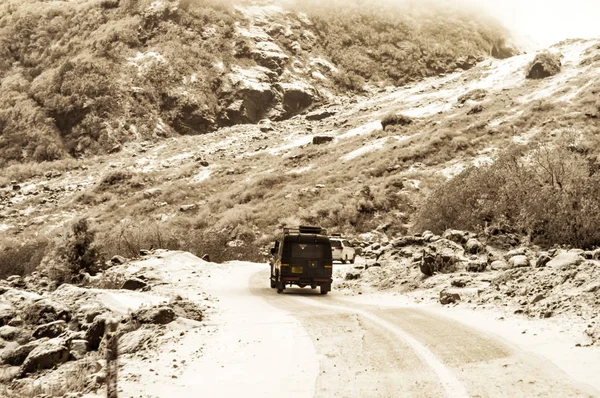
[471,0,600,47]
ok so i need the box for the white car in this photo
[330,237,356,263]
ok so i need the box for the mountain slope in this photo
[0,0,513,166]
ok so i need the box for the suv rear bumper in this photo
[281,277,332,284]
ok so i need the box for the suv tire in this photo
[320,284,330,295]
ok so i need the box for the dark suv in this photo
[269,226,333,295]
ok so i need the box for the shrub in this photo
[381,113,413,131]
[42,218,100,285]
[0,238,48,279]
[414,137,600,248]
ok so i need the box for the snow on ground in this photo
[337,121,381,140]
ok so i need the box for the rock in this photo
[536,252,552,268]
[139,249,151,256]
[180,204,198,212]
[466,259,486,272]
[143,188,163,199]
[504,247,527,260]
[0,304,16,326]
[457,88,487,104]
[251,41,289,72]
[442,229,469,244]
[305,110,336,121]
[344,272,361,281]
[440,290,461,305]
[134,306,176,325]
[489,260,509,270]
[110,255,127,265]
[108,145,121,154]
[201,254,210,262]
[312,136,334,145]
[465,238,484,254]
[527,52,561,79]
[1,338,48,366]
[171,299,204,322]
[0,326,30,343]
[7,316,23,327]
[451,277,470,288]
[121,278,148,291]
[223,66,275,124]
[33,320,67,339]
[530,294,545,304]
[20,338,70,375]
[70,339,88,360]
[508,255,530,268]
[277,81,316,117]
[467,104,484,115]
[85,317,106,351]
[546,251,584,268]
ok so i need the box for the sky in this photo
[470,0,600,48]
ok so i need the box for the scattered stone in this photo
[140,249,151,256]
[489,260,509,270]
[531,294,545,304]
[345,272,361,281]
[121,278,148,291]
[536,252,552,268]
[312,136,334,145]
[180,204,198,212]
[306,110,336,121]
[442,229,469,244]
[466,259,486,272]
[110,255,127,265]
[0,304,16,326]
[143,188,163,199]
[33,320,67,339]
[527,51,561,79]
[201,254,210,262]
[451,277,470,288]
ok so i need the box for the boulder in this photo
[508,255,530,268]
[33,320,67,339]
[277,82,316,117]
[134,306,176,325]
[527,52,561,79]
[504,247,528,260]
[344,272,361,281]
[0,303,16,326]
[180,204,198,212]
[70,339,88,360]
[1,338,48,366]
[222,66,275,124]
[465,238,484,254]
[536,252,552,268]
[546,251,584,268]
[121,278,148,291]
[451,277,471,288]
[466,259,486,272]
[20,338,69,375]
[85,317,106,351]
[0,326,30,343]
[26,299,70,324]
[440,290,461,305]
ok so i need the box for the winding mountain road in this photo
[102,257,600,398]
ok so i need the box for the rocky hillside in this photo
[1,37,599,279]
[0,0,513,165]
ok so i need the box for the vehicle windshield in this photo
[290,243,331,258]
[330,240,342,248]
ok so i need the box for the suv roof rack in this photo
[283,225,327,235]
[330,233,342,237]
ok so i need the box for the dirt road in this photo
[105,258,600,397]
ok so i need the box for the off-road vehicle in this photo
[330,234,356,263]
[269,226,333,295]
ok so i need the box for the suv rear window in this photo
[342,240,352,246]
[290,243,331,258]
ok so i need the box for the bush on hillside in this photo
[42,218,100,285]
[413,137,600,248]
[381,113,413,131]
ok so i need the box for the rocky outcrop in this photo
[277,81,316,117]
[527,52,562,79]
[1,338,48,366]
[32,320,67,339]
